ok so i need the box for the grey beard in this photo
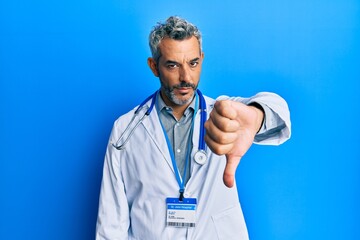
[161,82,197,106]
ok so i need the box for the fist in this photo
[204,100,264,188]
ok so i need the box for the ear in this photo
[147,57,159,77]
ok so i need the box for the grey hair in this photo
[149,16,202,62]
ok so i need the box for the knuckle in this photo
[216,100,237,119]
[222,119,233,131]
[213,144,230,155]
[219,119,238,132]
[204,120,210,130]
[218,100,230,111]
[217,133,231,144]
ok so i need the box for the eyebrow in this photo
[165,57,200,65]
[165,60,179,65]
[189,57,200,62]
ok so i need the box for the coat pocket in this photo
[211,203,249,240]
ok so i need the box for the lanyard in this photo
[158,93,199,201]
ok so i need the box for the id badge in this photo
[166,197,197,227]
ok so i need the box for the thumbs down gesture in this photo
[204,100,264,188]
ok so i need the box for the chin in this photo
[171,92,194,106]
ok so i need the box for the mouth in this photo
[176,87,192,94]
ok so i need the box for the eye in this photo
[189,61,199,68]
[167,63,178,69]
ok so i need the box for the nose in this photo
[179,65,191,82]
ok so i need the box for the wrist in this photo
[248,103,265,133]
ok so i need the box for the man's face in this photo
[148,36,204,107]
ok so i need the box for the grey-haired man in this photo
[96,16,291,240]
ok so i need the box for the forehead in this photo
[158,36,201,61]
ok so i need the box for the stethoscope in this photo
[112,89,208,165]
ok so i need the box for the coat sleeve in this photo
[216,92,291,145]
[96,122,130,240]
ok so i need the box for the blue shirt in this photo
[156,92,196,184]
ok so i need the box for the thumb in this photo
[223,154,241,188]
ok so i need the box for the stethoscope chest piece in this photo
[194,150,207,165]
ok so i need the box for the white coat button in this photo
[176,149,181,153]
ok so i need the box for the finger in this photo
[208,110,239,132]
[204,134,233,155]
[214,100,237,120]
[205,120,239,145]
[223,154,241,188]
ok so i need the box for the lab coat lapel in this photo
[141,106,175,173]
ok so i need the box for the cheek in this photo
[158,73,172,88]
[159,69,178,83]
[191,69,202,81]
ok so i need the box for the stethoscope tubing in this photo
[112,89,207,155]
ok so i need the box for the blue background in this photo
[1,0,359,239]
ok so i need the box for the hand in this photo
[204,100,264,188]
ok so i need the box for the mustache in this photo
[170,82,196,91]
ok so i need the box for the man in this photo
[96,16,291,240]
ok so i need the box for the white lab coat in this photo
[96,92,291,240]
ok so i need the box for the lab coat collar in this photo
[140,97,175,174]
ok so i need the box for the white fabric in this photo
[96,92,291,240]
